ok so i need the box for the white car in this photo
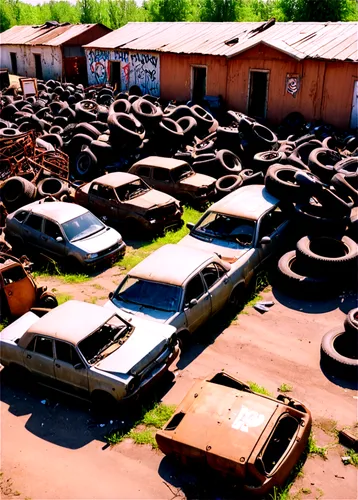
[0,300,179,406]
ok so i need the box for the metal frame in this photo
[191,64,207,100]
[247,69,270,118]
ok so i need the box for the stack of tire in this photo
[320,308,358,380]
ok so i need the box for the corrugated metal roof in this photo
[83,21,358,62]
[0,23,99,47]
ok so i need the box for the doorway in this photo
[192,66,207,103]
[34,54,43,80]
[350,81,358,129]
[248,70,269,118]
[10,53,17,74]
[110,61,121,91]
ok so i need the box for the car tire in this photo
[287,141,321,171]
[253,151,286,172]
[264,164,303,201]
[41,134,63,149]
[320,327,358,380]
[108,99,132,115]
[215,175,243,194]
[296,235,358,276]
[74,123,101,140]
[74,147,98,180]
[176,116,197,141]
[347,207,358,242]
[132,98,163,125]
[190,105,215,133]
[37,177,69,200]
[334,158,358,188]
[331,173,358,204]
[75,99,98,122]
[6,364,33,388]
[294,201,350,236]
[216,150,242,174]
[0,176,36,208]
[344,308,358,336]
[108,112,145,148]
[38,292,58,308]
[308,148,342,181]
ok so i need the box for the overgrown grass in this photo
[118,206,202,271]
[32,262,90,284]
[247,381,273,397]
[279,383,293,393]
[105,403,176,448]
[307,433,327,459]
[238,270,270,315]
[56,293,73,305]
[0,319,9,332]
[347,449,358,467]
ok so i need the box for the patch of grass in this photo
[301,488,311,495]
[85,296,98,304]
[0,319,9,332]
[347,449,358,467]
[118,206,202,271]
[279,383,293,393]
[105,403,176,448]
[308,433,327,459]
[56,293,73,306]
[237,270,270,316]
[245,294,263,308]
[270,483,292,500]
[32,260,90,284]
[91,283,104,290]
[247,381,273,397]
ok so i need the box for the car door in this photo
[23,335,55,384]
[201,263,232,315]
[183,273,211,333]
[54,340,89,398]
[42,218,67,260]
[257,206,288,265]
[1,264,37,317]
[151,168,172,195]
[88,183,114,219]
[22,213,44,252]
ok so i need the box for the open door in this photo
[192,66,207,103]
[110,61,121,91]
[248,70,269,119]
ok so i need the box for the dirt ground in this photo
[1,265,357,500]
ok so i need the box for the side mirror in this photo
[188,298,198,308]
[74,363,83,370]
[108,292,114,300]
[260,236,271,245]
[186,222,194,231]
[56,236,64,243]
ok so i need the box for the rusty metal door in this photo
[2,270,36,317]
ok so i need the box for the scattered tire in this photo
[294,201,350,236]
[253,151,286,172]
[344,308,358,336]
[108,112,145,148]
[216,150,242,174]
[74,147,98,180]
[216,175,243,194]
[0,176,37,208]
[132,98,163,125]
[331,173,358,204]
[37,177,69,199]
[347,207,358,242]
[308,148,341,181]
[321,327,358,380]
[265,164,303,201]
[108,99,132,115]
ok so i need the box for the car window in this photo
[35,336,53,358]
[2,266,26,285]
[259,207,285,239]
[116,179,150,202]
[62,212,104,242]
[184,274,205,305]
[90,184,117,201]
[202,263,225,289]
[153,168,170,182]
[26,337,36,351]
[44,219,62,240]
[171,164,193,183]
[25,214,43,231]
[137,166,150,178]
[55,341,82,366]
[14,210,29,223]
[194,212,256,247]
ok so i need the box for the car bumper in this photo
[143,213,183,232]
[83,241,126,266]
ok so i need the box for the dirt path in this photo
[1,271,357,500]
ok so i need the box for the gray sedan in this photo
[5,199,126,268]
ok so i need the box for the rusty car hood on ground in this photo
[179,173,216,189]
[124,189,178,211]
[94,327,169,376]
[104,299,177,324]
[178,234,252,262]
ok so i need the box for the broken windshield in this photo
[78,315,132,364]
[116,179,150,201]
[193,212,256,246]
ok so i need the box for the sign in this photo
[20,77,38,98]
[286,74,300,98]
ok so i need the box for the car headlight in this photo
[86,253,98,259]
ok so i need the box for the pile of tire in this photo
[320,308,358,380]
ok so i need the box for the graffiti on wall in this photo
[87,49,110,85]
[129,52,160,96]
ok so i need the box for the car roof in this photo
[17,200,88,225]
[132,156,187,170]
[25,300,114,345]
[129,244,224,286]
[209,185,279,220]
[90,172,140,188]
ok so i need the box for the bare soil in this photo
[1,267,357,500]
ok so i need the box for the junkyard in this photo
[0,18,357,500]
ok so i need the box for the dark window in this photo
[184,274,205,305]
[110,61,121,89]
[34,54,43,80]
[10,53,17,74]
[26,337,36,352]
[44,219,62,240]
[259,207,285,239]
[2,266,26,285]
[55,341,82,366]
[14,210,29,223]
[248,71,269,119]
[35,337,53,358]
[90,184,116,201]
[202,263,225,289]
[25,214,43,231]
[192,66,207,103]
[153,168,170,182]
[137,166,150,178]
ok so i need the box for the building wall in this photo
[85,48,160,96]
[1,44,63,81]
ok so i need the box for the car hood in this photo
[94,326,170,376]
[178,234,250,262]
[73,227,121,254]
[125,189,177,210]
[1,311,39,344]
[105,299,176,324]
[179,173,216,189]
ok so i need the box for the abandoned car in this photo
[156,372,312,495]
[179,185,289,290]
[0,252,57,320]
[4,199,126,268]
[0,300,179,405]
[105,244,238,339]
[129,156,217,205]
[74,172,183,234]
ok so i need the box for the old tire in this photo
[108,112,145,148]
[253,151,286,172]
[1,176,36,208]
[216,175,243,194]
[74,148,98,180]
[265,164,303,201]
[344,308,358,336]
[321,327,358,380]
[37,178,69,199]
[38,292,58,308]
[308,148,341,181]
[331,174,358,204]
[296,235,358,277]
[216,150,242,174]
[294,201,350,236]
[347,207,358,242]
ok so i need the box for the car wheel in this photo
[320,327,358,380]
[264,164,303,201]
[344,308,358,336]
[38,292,58,309]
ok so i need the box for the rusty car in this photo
[0,300,179,407]
[74,172,183,234]
[4,198,126,268]
[129,156,217,206]
[105,244,237,342]
[156,372,312,495]
[0,252,57,320]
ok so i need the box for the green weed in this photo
[33,262,90,284]
[247,381,273,397]
[85,296,98,304]
[347,449,358,467]
[237,270,270,315]
[0,319,9,332]
[270,483,292,500]
[127,429,157,448]
[308,434,327,459]
[279,383,293,393]
[56,294,73,305]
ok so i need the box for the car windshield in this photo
[193,212,256,246]
[114,277,182,312]
[62,212,105,242]
[171,164,194,183]
[78,315,132,364]
[116,179,150,201]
